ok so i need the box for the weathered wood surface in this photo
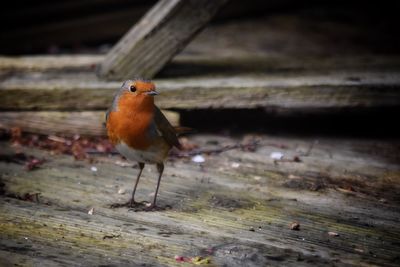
[1,62,399,111]
[0,110,179,136]
[2,12,400,111]
[97,0,228,80]
[1,134,399,266]
[0,55,102,72]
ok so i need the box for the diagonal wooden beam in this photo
[97,0,228,80]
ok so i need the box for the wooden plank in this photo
[1,69,399,111]
[0,55,102,72]
[0,110,180,136]
[0,135,399,266]
[97,0,228,80]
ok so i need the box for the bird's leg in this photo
[110,162,145,208]
[129,162,145,206]
[145,163,164,211]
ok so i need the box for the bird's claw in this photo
[110,199,171,212]
[131,203,171,212]
[110,200,146,209]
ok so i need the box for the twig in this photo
[171,139,261,158]
[86,149,119,155]
[274,156,302,165]
[86,139,262,158]
[300,140,318,157]
[103,234,121,240]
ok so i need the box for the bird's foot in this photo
[130,202,172,212]
[110,199,146,209]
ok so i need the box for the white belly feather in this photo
[115,141,169,164]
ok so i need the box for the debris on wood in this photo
[174,255,210,265]
[231,162,240,168]
[19,192,41,203]
[102,234,121,240]
[174,255,191,263]
[336,186,356,194]
[328,231,339,237]
[114,160,133,167]
[10,127,22,145]
[179,137,199,151]
[88,207,94,215]
[172,139,261,158]
[192,155,205,163]
[270,152,284,160]
[24,157,46,171]
[117,188,126,195]
[47,135,70,144]
[274,156,302,165]
[290,221,300,230]
[5,130,116,161]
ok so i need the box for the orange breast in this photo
[106,92,155,150]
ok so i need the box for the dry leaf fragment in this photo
[174,255,190,262]
[328,231,339,236]
[25,157,45,171]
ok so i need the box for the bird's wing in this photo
[105,109,110,124]
[154,106,182,150]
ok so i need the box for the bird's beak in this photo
[146,90,159,96]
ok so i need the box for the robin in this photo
[106,78,187,210]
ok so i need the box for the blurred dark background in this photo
[1,0,399,55]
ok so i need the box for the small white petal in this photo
[231,162,240,168]
[270,152,284,160]
[117,188,126,195]
[192,155,205,163]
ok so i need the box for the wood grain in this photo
[97,0,228,79]
[0,110,180,136]
[0,135,399,266]
[1,69,399,111]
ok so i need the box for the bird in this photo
[106,78,186,211]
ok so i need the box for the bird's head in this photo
[112,78,158,113]
[121,79,158,97]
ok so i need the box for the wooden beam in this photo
[1,70,400,111]
[0,111,180,136]
[97,0,228,80]
[0,55,103,72]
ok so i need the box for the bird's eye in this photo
[129,85,136,92]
